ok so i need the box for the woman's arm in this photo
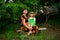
[22,19,29,28]
[21,17,32,30]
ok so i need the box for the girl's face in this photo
[30,14,34,17]
[23,10,28,14]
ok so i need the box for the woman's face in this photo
[23,10,28,14]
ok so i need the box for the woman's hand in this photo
[27,26,32,30]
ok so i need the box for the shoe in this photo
[17,30,22,32]
[27,31,32,35]
[38,28,47,30]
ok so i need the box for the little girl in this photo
[28,12,36,35]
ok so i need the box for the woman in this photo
[20,9,32,32]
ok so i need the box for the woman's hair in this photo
[21,8,28,15]
[22,8,27,12]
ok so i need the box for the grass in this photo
[47,19,60,29]
[0,30,56,40]
[0,19,60,40]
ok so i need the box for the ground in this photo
[0,23,60,40]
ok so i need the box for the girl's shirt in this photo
[28,17,36,27]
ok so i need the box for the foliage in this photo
[0,0,60,40]
[0,0,39,34]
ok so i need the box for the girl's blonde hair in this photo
[29,12,35,17]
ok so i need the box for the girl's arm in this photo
[34,17,36,22]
